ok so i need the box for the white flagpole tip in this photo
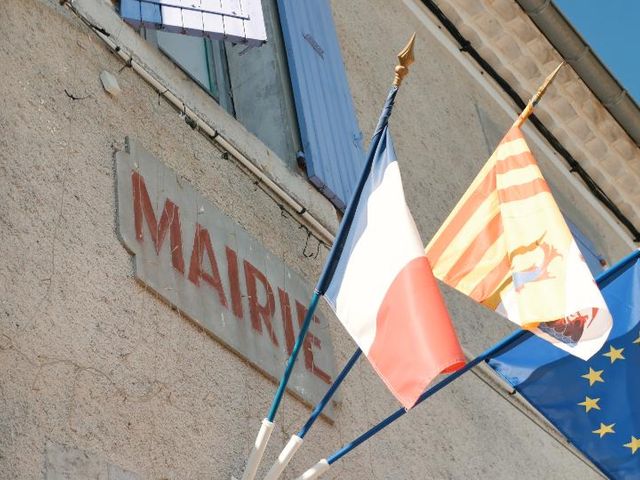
[240,418,275,480]
[295,459,330,480]
[263,435,304,480]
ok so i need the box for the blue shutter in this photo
[566,219,605,275]
[120,0,162,29]
[277,0,364,210]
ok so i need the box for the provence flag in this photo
[426,126,612,360]
[488,250,640,479]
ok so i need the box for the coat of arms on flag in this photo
[426,126,612,360]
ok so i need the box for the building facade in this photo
[1,0,638,478]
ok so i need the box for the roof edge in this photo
[516,0,640,146]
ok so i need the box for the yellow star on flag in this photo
[581,367,604,386]
[633,333,640,345]
[624,436,640,454]
[592,423,615,438]
[578,396,601,413]
[603,345,625,363]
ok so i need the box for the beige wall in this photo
[0,0,630,478]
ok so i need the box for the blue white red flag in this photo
[322,120,465,409]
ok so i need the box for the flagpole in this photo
[238,34,417,480]
[259,34,418,480]
[295,248,623,479]
[292,329,529,479]
[265,53,566,480]
[513,61,565,128]
[263,349,362,480]
[292,62,569,480]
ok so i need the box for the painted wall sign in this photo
[116,138,336,414]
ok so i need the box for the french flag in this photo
[323,125,465,409]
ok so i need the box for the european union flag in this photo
[488,250,640,479]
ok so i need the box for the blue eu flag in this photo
[488,250,640,479]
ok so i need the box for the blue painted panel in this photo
[120,0,142,28]
[140,0,162,26]
[277,0,364,210]
[120,0,162,29]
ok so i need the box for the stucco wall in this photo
[0,0,629,478]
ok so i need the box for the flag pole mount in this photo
[513,61,565,128]
[393,33,416,87]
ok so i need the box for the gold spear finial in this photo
[513,61,566,128]
[393,33,417,87]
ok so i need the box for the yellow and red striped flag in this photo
[426,126,611,360]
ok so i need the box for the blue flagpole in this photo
[258,35,421,480]
[243,34,417,480]
[267,292,321,421]
[291,328,530,479]
[298,348,363,438]
[296,257,625,478]
[266,86,399,425]
[263,349,363,480]
[241,85,402,480]
[325,329,529,466]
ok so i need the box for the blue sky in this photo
[555,0,640,102]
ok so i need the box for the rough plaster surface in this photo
[45,440,140,479]
[0,0,626,478]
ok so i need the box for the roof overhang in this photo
[433,0,640,238]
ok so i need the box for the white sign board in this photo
[116,138,336,415]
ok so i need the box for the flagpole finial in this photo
[393,33,416,87]
[532,61,566,106]
[514,61,566,128]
